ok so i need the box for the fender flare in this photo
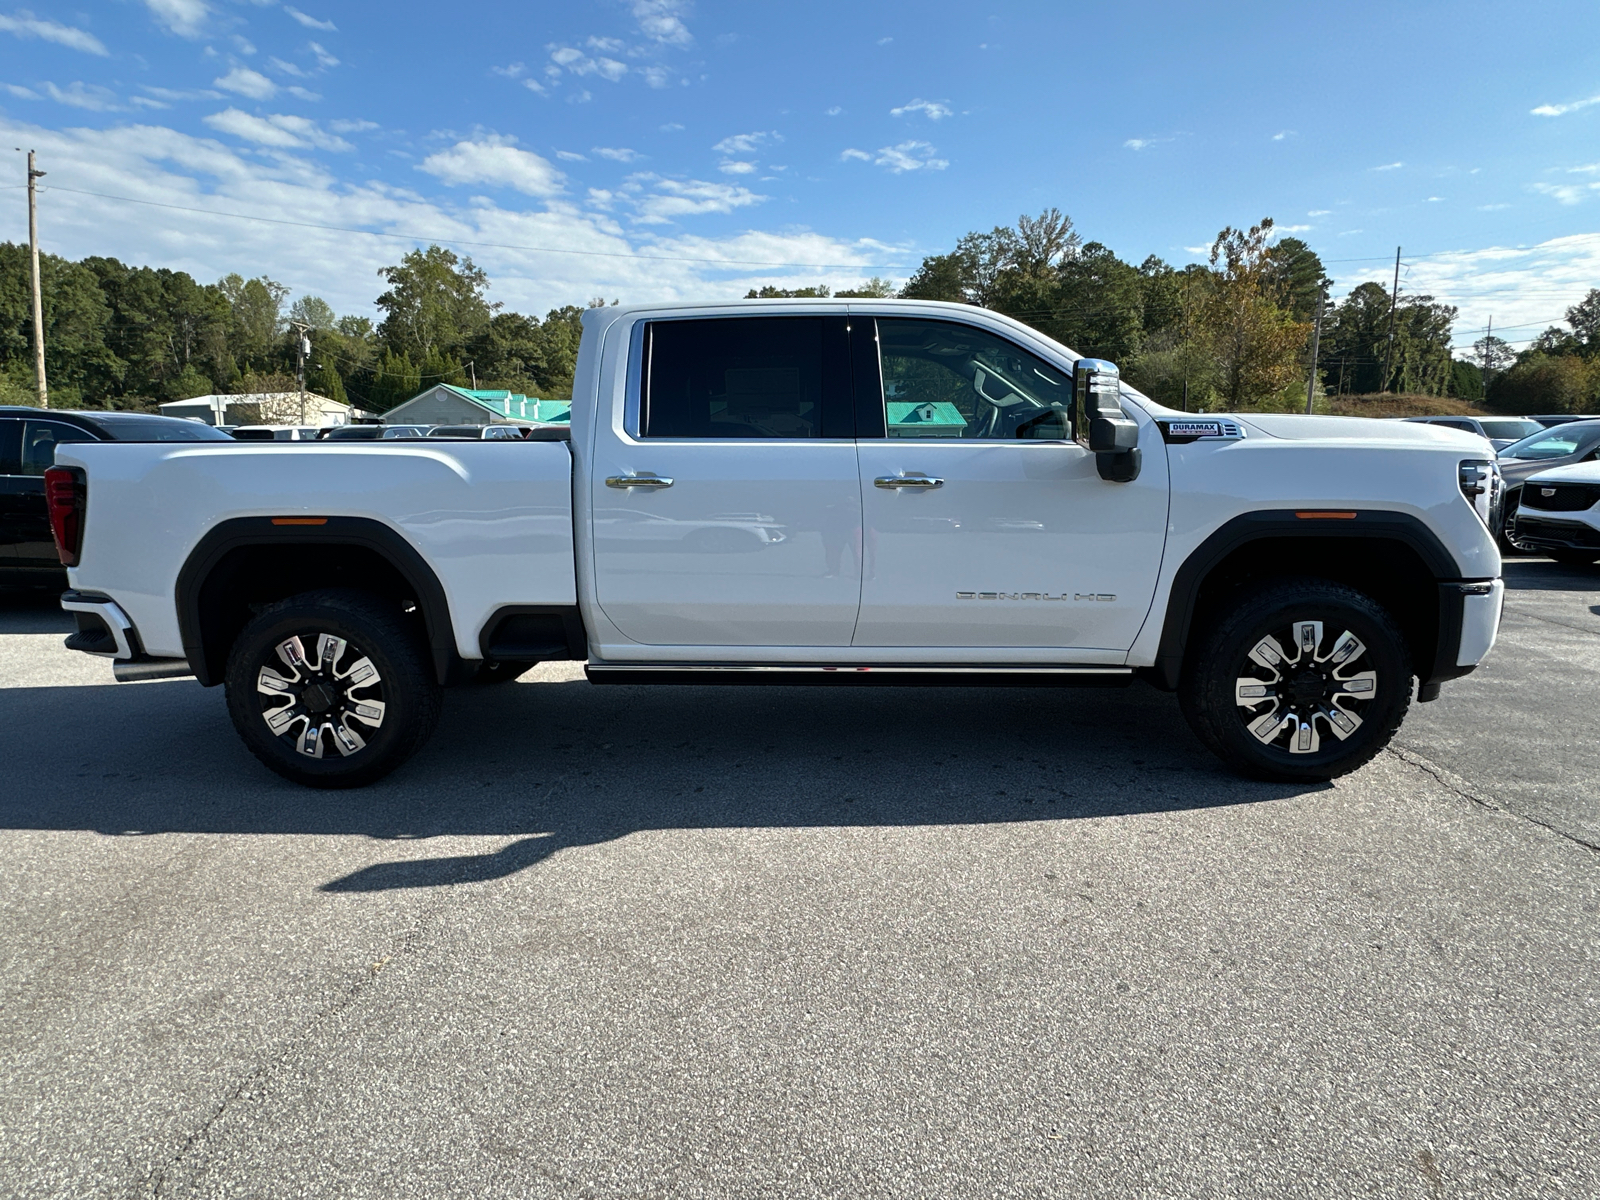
[1150,509,1475,690]
[175,515,460,686]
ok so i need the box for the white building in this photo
[159,393,361,428]
[381,384,571,427]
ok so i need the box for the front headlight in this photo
[1459,458,1503,531]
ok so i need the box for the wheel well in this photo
[191,544,428,686]
[1184,537,1438,678]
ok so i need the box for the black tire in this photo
[224,589,442,788]
[1547,549,1600,565]
[1179,579,1411,782]
[1498,496,1534,556]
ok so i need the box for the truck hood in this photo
[1232,413,1491,452]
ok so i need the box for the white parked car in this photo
[46,300,1504,787]
[1400,415,1545,453]
[1511,460,1600,564]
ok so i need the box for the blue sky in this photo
[2,0,1599,353]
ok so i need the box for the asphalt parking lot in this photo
[1,563,1596,1199]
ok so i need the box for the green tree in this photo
[367,348,421,411]
[898,250,974,303]
[836,277,896,298]
[1488,353,1600,414]
[1566,288,1600,355]
[744,285,832,298]
[1196,218,1311,408]
[0,245,124,407]
[375,245,495,362]
[219,273,289,367]
[1265,237,1330,323]
[288,295,336,331]
[1448,359,1484,402]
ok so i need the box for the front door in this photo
[852,316,1168,652]
[589,314,863,647]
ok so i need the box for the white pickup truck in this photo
[47,300,1506,787]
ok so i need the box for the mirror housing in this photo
[1073,358,1141,482]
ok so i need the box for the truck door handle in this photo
[874,475,944,489]
[606,475,674,489]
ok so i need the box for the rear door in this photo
[588,314,863,647]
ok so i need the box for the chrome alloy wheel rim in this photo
[256,633,386,759]
[1233,619,1377,755]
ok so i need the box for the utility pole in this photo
[1380,246,1401,393]
[1482,316,1494,398]
[291,322,310,425]
[24,149,46,408]
[1304,288,1324,414]
[466,360,477,389]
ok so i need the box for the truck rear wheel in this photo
[1178,579,1411,782]
[224,589,442,788]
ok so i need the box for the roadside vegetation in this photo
[0,210,1596,417]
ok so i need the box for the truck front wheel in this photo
[1178,579,1411,782]
[224,589,442,788]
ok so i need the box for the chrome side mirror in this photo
[1074,358,1141,482]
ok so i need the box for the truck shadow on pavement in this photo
[0,665,1323,892]
[1501,558,1600,592]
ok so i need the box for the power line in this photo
[40,185,906,272]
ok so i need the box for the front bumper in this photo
[1513,512,1600,552]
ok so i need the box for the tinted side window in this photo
[875,318,1072,440]
[20,420,95,475]
[0,418,20,475]
[644,316,849,439]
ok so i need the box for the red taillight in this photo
[43,466,85,567]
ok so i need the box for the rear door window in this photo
[19,420,96,475]
[642,316,852,438]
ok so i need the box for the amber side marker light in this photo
[271,517,328,526]
[1295,511,1358,520]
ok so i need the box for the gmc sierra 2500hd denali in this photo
[47,299,1505,788]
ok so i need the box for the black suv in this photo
[0,407,233,584]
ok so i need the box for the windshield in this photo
[1478,419,1544,441]
[91,415,235,442]
[1500,422,1600,460]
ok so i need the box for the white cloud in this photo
[548,45,627,81]
[641,65,671,89]
[587,36,625,52]
[144,0,208,38]
[826,106,842,116]
[213,67,276,100]
[42,81,121,111]
[1337,229,1364,236]
[1532,180,1600,205]
[284,6,337,32]
[0,111,899,318]
[1426,196,1443,202]
[631,0,691,46]
[593,146,643,162]
[713,131,778,156]
[877,36,892,45]
[1371,161,1404,171]
[635,177,765,223]
[269,57,307,78]
[0,12,108,56]
[522,78,546,96]
[1124,139,1152,150]
[839,148,870,162]
[130,95,169,110]
[1308,209,1332,216]
[419,135,566,197]
[309,42,339,69]
[231,35,254,55]
[719,161,756,174]
[286,85,321,101]
[1271,130,1295,141]
[328,119,377,134]
[1531,93,1600,117]
[555,150,587,162]
[1478,203,1511,211]
[659,122,684,132]
[1183,245,1211,255]
[1275,224,1312,233]
[890,98,952,120]
[872,140,947,173]
[203,108,351,151]
[3,83,38,99]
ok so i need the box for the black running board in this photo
[584,664,1134,688]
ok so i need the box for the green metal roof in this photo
[437,385,570,423]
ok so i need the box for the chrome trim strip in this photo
[587,663,1134,676]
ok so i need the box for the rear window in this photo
[88,414,235,441]
[1478,419,1544,441]
[642,316,851,439]
[1501,424,1600,460]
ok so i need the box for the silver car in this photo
[1401,415,1546,453]
[1496,419,1600,551]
